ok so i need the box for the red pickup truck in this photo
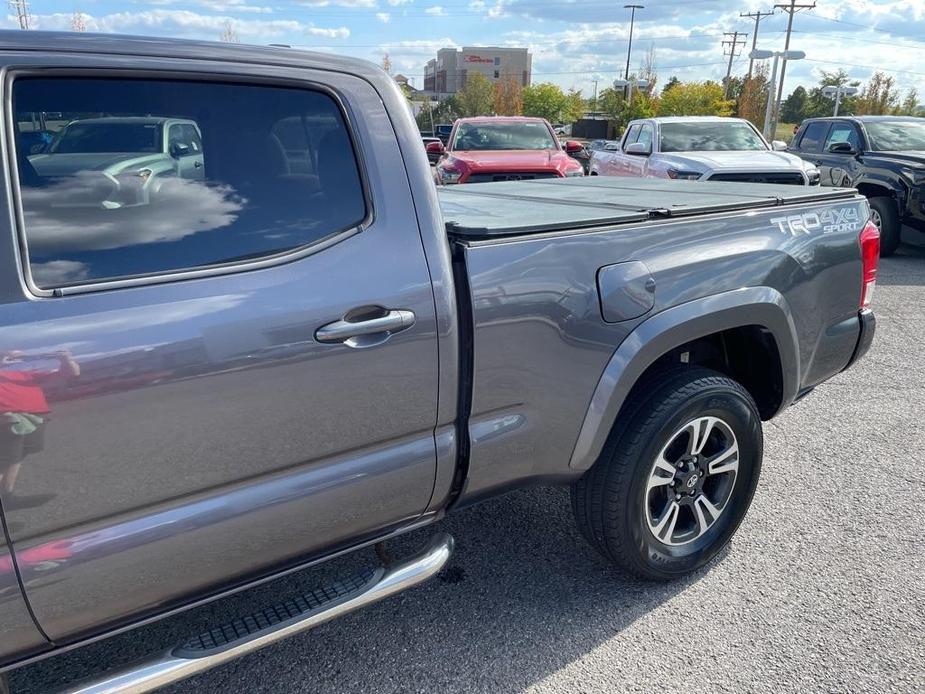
[429,116,585,184]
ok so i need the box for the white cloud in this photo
[30,260,89,287]
[294,0,377,7]
[19,10,349,41]
[148,0,273,14]
[376,12,391,23]
[22,176,245,253]
[425,6,446,16]
[387,0,414,5]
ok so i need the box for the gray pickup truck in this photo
[0,33,878,693]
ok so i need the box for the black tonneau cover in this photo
[440,177,857,237]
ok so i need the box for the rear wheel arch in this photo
[568,288,799,472]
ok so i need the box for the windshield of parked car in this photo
[51,122,162,154]
[865,120,925,151]
[452,122,557,151]
[660,122,768,152]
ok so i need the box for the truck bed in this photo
[439,177,857,237]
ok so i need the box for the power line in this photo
[722,31,747,99]
[741,9,775,78]
[773,0,816,111]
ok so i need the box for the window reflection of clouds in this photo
[22,176,244,254]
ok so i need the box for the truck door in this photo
[0,63,439,642]
[793,120,832,183]
[612,123,641,177]
[167,122,205,180]
[817,120,864,187]
[632,122,655,178]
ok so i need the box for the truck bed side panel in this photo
[460,196,867,501]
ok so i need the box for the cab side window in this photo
[622,124,641,151]
[636,124,654,151]
[798,121,831,153]
[13,77,367,291]
[823,123,862,152]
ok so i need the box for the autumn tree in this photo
[493,77,523,116]
[456,73,495,117]
[219,21,239,43]
[658,81,733,117]
[855,71,900,115]
[381,53,392,75]
[738,63,770,128]
[71,11,87,32]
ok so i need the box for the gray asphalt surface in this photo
[11,247,925,694]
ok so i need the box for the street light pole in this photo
[623,4,644,98]
[753,49,806,140]
[762,53,781,140]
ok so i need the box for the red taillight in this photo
[859,220,880,309]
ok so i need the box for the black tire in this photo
[570,367,763,580]
[868,196,900,257]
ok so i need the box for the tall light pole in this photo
[822,85,859,116]
[751,49,806,140]
[623,4,644,98]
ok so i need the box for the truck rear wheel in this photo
[868,196,900,256]
[571,367,763,580]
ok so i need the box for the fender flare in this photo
[568,287,800,471]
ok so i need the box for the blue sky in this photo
[7,0,925,99]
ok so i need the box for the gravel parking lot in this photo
[11,247,925,694]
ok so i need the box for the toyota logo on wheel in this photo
[687,475,698,487]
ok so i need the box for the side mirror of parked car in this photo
[771,140,789,151]
[828,141,856,155]
[625,142,651,156]
[425,141,445,155]
[604,142,621,151]
[564,140,583,154]
[170,142,191,158]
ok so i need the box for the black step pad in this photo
[173,567,379,658]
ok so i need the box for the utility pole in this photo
[592,79,599,111]
[722,31,747,100]
[8,0,32,29]
[740,9,775,78]
[774,0,816,114]
[623,4,644,98]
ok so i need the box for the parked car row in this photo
[420,113,925,255]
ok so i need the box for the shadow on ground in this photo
[11,486,709,693]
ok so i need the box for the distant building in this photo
[424,47,532,97]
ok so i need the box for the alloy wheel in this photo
[645,416,739,546]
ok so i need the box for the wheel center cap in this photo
[686,474,699,488]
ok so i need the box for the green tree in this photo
[662,76,681,94]
[456,73,495,117]
[658,81,734,116]
[565,89,586,123]
[855,71,900,115]
[780,85,808,123]
[804,70,860,118]
[420,95,461,131]
[522,82,571,122]
[895,88,920,116]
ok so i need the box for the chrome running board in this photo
[64,534,454,694]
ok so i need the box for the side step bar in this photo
[64,534,453,694]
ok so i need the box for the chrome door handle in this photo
[315,309,415,346]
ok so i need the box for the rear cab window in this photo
[12,77,367,292]
[797,121,831,153]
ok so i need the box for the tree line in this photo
[413,53,922,135]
